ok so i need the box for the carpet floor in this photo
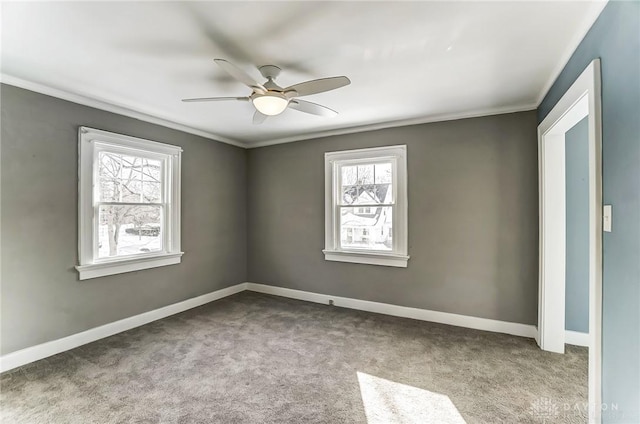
[1,291,587,423]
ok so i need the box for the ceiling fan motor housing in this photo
[259,65,282,80]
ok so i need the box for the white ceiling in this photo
[1,1,606,148]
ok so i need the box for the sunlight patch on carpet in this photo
[357,371,466,424]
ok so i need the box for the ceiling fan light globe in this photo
[252,95,289,116]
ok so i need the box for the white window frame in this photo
[323,145,409,268]
[76,127,183,280]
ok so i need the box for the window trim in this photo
[323,145,409,268]
[76,127,183,280]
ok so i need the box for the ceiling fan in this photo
[182,59,351,124]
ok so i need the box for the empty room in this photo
[1,1,638,423]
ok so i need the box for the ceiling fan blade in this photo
[182,96,249,103]
[253,110,269,125]
[214,59,266,92]
[289,100,338,117]
[284,76,350,97]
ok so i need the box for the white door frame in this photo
[537,59,602,423]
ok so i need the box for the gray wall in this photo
[565,117,589,333]
[247,111,539,325]
[538,1,640,421]
[0,84,247,355]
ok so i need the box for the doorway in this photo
[537,59,603,423]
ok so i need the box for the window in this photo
[76,127,183,280]
[323,145,409,267]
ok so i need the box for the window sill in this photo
[76,252,184,280]
[322,250,409,268]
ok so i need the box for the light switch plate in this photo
[603,205,612,232]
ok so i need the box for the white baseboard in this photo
[0,282,248,373]
[565,330,590,347]
[245,283,538,339]
[2,281,541,373]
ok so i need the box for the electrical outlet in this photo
[603,205,612,232]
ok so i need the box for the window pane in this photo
[121,180,142,202]
[341,165,358,186]
[99,180,117,202]
[374,163,392,184]
[98,152,120,180]
[98,205,163,258]
[98,152,162,203]
[142,158,162,181]
[357,164,374,184]
[342,185,360,205]
[143,182,162,203]
[340,206,392,251]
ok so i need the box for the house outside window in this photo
[323,145,409,267]
[76,127,183,280]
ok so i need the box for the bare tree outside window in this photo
[97,153,163,257]
[77,127,183,280]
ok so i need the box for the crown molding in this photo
[247,103,538,148]
[1,1,607,151]
[0,74,248,149]
[535,0,608,106]
[1,74,537,150]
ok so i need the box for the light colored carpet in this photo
[1,291,587,423]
